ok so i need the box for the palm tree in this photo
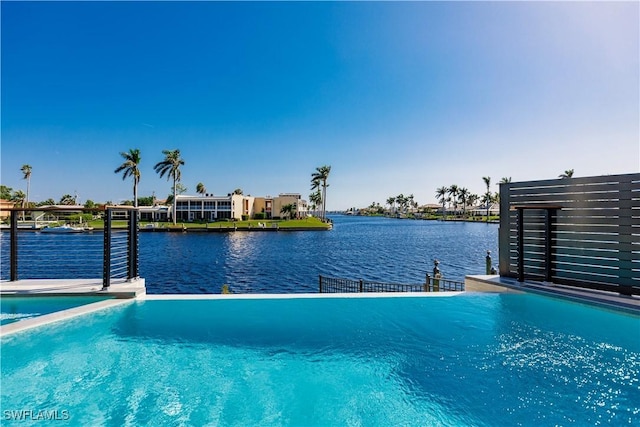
[436,186,448,219]
[232,188,243,195]
[196,182,207,196]
[559,169,574,179]
[311,165,331,221]
[386,196,395,214]
[21,164,32,212]
[409,194,418,211]
[499,177,512,184]
[280,203,296,220]
[309,190,322,216]
[447,185,459,215]
[10,190,26,219]
[458,187,470,217]
[395,194,406,214]
[59,194,75,205]
[154,149,185,224]
[468,193,479,215]
[482,176,491,222]
[481,192,495,220]
[114,149,142,207]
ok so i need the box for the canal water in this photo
[1,215,498,294]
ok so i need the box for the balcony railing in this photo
[1,207,139,289]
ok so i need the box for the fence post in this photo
[10,211,18,281]
[127,209,139,281]
[359,279,364,292]
[103,208,112,290]
[424,274,430,292]
[318,275,322,293]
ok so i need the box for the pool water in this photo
[0,296,112,325]
[1,294,639,426]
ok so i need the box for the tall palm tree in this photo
[311,165,331,221]
[386,196,395,214]
[395,193,406,213]
[196,182,207,196]
[154,149,185,224]
[21,164,32,213]
[482,176,491,222]
[499,177,512,184]
[458,187,470,217]
[559,169,574,179]
[436,186,448,219]
[114,149,142,207]
[447,185,459,215]
[468,193,479,214]
[481,192,495,220]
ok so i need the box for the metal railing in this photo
[1,207,139,289]
[318,274,465,293]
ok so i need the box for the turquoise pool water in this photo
[1,294,639,426]
[0,296,112,325]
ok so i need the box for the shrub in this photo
[241,214,249,221]
[254,212,266,220]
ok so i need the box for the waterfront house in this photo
[0,199,13,221]
[170,193,308,222]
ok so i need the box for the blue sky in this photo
[2,1,638,210]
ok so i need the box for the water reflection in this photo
[2,216,499,293]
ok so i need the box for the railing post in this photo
[359,279,363,292]
[319,275,323,293]
[10,211,18,281]
[433,260,441,291]
[128,209,139,281]
[103,208,112,290]
[424,273,430,292]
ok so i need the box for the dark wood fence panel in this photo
[499,173,640,295]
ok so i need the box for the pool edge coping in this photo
[0,298,135,337]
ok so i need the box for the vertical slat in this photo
[128,210,139,280]
[103,208,112,289]
[10,211,18,281]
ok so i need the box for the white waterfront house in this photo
[169,193,308,222]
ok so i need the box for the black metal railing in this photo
[1,207,139,289]
[318,274,465,293]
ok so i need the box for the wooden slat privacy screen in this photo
[498,173,639,295]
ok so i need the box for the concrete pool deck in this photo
[0,278,146,298]
[466,275,640,314]
[0,278,146,336]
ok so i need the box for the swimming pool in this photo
[1,293,638,425]
[0,296,113,325]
